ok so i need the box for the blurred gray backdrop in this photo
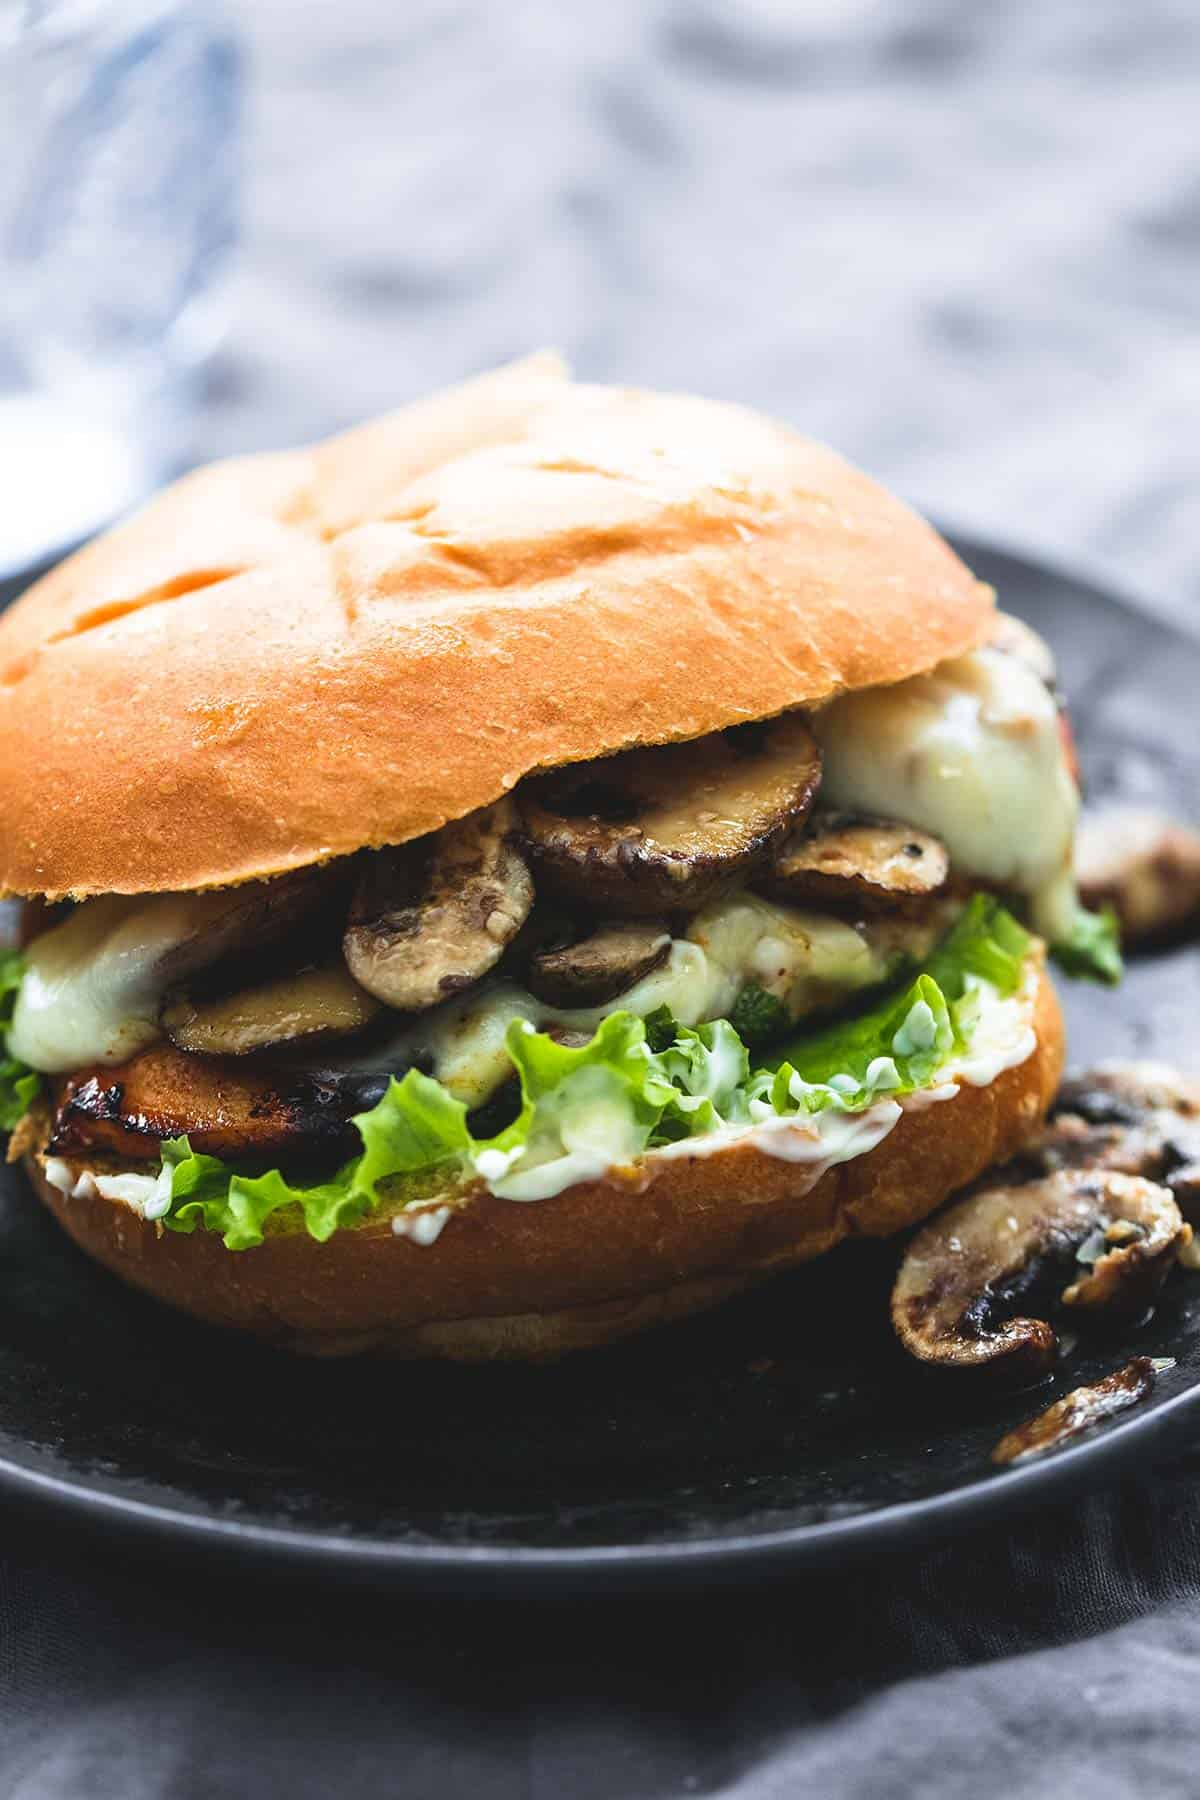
[204,0,1199,621]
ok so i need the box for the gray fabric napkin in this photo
[6,1462,1200,1798]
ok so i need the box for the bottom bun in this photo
[27,965,1064,1361]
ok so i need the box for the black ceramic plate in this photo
[2,535,1200,1588]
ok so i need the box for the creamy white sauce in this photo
[95,1164,175,1219]
[42,1153,172,1218]
[438,958,1034,1213]
[902,1081,962,1111]
[390,1204,452,1245]
[474,964,1040,1204]
[950,972,1039,1088]
[955,1028,1037,1088]
[816,646,1079,941]
[653,1095,904,1170]
[43,1157,92,1201]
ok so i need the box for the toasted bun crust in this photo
[0,354,992,900]
[26,964,1062,1360]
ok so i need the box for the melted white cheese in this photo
[369,894,920,1108]
[10,889,243,1073]
[816,646,1078,941]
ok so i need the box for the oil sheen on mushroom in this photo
[758,812,949,913]
[525,919,671,1008]
[519,712,821,915]
[891,1167,1189,1377]
[344,798,533,1012]
[1033,1063,1200,1256]
[162,963,381,1057]
[991,1357,1165,1466]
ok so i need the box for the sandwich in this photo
[0,353,1118,1359]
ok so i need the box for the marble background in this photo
[203,0,1200,626]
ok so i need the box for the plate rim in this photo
[2,529,1195,1585]
[2,1364,1199,1587]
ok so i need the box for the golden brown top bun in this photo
[28,960,1061,1361]
[0,353,993,901]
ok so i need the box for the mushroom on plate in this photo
[758,812,949,913]
[1045,1064,1200,1243]
[891,1167,1189,1377]
[990,1357,1163,1466]
[1076,806,1200,946]
[344,798,533,1012]
[520,713,821,914]
[1053,1064,1200,1128]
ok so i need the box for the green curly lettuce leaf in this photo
[0,949,39,1130]
[160,1137,369,1251]
[753,896,1030,1116]
[139,893,1038,1250]
[350,1067,473,1204]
